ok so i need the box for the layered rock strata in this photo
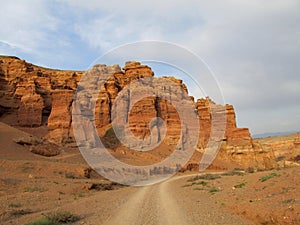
[0,56,278,169]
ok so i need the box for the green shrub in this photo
[24,211,80,225]
[195,181,208,186]
[234,182,246,189]
[222,170,245,176]
[24,217,58,225]
[182,181,208,188]
[45,211,80,223]
[187,174,221,182]
[182,183,193,187]
[259,173,280,182]
[193,187,204,190]
[209,187,219,193]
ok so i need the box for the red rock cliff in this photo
[0,56,277,169]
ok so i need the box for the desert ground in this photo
[0,122,299,225]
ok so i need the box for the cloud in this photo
[0,1,59,54]
[0,0,95,69]
[0,0,299,134]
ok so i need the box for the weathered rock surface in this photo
[193,98,277,170]
[0,56,280,169]
[0,56,82,145]
[295,135,300,147]
[256,133,300,168]
[13,134,60,157]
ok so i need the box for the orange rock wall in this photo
[0,56,277,169]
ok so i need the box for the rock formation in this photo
[14,135,60,157]
[294,135,300,147]
[256,133,300,168]
[0,56,279,169]
[0,56,82,143]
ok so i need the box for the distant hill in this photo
[253,131,299,139]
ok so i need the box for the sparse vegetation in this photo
[182,181,208,188]
[182,183,193,187]
[259,173,280,182]
[195,181,208,186]
[74,192,84,200]
[24,211,80,225]
[246,167,255,173]
[193,187,204,191]
[10,209,33,217]
[234,182,246,189]
[234,167,244,171]
[45,211,80,223]
[24,186,47,192]
[87,182,124,191]
[9,203,21,208]
[21,162,34,173]
[187,174,221,182]
[209,187,219,193]
[24,217,56,225]
[222,170,245,176]
[65,172,77,179]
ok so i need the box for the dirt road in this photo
[75,175,254,225]
[4,165,298,225]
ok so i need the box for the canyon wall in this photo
[0,56,278,169]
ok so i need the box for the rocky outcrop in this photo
[14,135,60,157]
[194,98,277,170]
[0,56,83,144]
[294,134,300,147]
[0,56,278,169]
[256,133,300,168]
[46,90,75,144]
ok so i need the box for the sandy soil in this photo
[0,122,299,225]
[1,159,299,225]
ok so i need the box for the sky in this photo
[0,0,299,135]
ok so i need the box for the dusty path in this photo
[76,174,255,225]
[102,182,190,225]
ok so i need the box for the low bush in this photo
[259,173,280,182]
[222,170,245,176]
[24,211,80,225]
[209,187,219,193]
[233,182,246,189]
[187,174,221,182]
